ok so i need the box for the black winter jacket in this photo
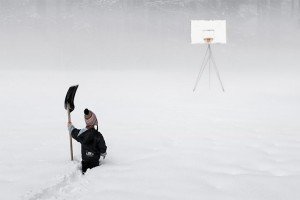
[71,127,107,162]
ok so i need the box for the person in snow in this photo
[68,108,107,174]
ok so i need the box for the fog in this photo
[0,0,299,72]
[1,2,300,199]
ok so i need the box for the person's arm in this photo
[68,123,87,143]
[98,134,107,154]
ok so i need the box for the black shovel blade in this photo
[64,85,79,112]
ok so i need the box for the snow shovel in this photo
[64,85,79,161]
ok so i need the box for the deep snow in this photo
[1,68,300,200]
[1,1,300,200]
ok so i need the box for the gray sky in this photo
[0,0,299,71]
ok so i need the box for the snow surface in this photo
[1,68,300,200]
[1,1,300,200]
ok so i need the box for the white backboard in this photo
[191,20,226,44]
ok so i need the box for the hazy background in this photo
[0,0,299,72]
[1,2,300,199]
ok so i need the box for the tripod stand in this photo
[193,42,225,92]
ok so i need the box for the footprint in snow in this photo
[24,162,85,200]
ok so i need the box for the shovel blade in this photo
[64,85,79,112]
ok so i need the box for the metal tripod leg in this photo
[209,46,225,92]
[193,45,210,92]
[209,48,211,89]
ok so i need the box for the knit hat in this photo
[84,109,98,129]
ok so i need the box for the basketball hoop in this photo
[191,20,226,92]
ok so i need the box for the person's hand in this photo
[100,152,107,159]
[67,122,72,127]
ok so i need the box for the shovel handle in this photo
[67,104,74,161]
[69,133,73,161]
[67,104,71,123]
